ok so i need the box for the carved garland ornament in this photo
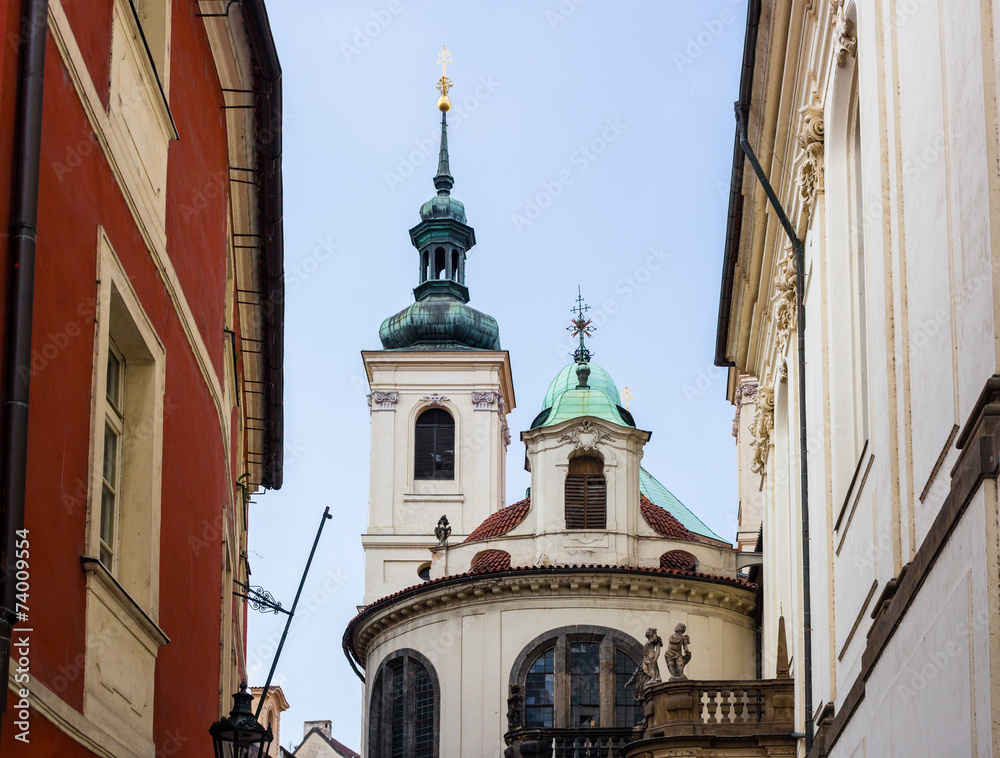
[750,388,775,474]
[831,0,858,67]
[732,381,759,439]
[558,419,611,450]
[772,244,798,356]
[795,83,825,216]
[367,391,398,411]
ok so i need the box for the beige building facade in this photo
[717,1,1000,755]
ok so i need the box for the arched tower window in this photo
[564,456,606,529]
[434,247,446,279]
[414,408,455,480]
[510,626,641,733]
[369,649,440,758]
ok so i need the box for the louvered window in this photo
[564,456,606,529]
[414,408,455,480]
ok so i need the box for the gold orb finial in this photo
[437,95,451,112]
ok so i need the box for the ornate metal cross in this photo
[568,286,595,363]
[621,386,634,410]
[436,45,453,96]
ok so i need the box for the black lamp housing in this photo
[210,682,274,758]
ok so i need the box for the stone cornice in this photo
[345,567,757,666]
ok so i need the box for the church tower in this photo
[361,51,515,605]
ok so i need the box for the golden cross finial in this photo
[436,45,453,99]
[621,386,634,411]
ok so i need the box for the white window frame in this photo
[83,228,168,756]
[99,338,126,569]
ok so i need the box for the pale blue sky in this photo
[247,1,748,752]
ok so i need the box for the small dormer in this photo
[520,361,651,551]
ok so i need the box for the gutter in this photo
[0,0,50,734]
[735,102,814,756]
[240,0,284,489]
[714,0,761,368]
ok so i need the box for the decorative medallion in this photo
[750,388,775,474]
[367,391,399,411]
[559,419,611,450]
[421,393,449,406]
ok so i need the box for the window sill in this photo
[81,556,170,648]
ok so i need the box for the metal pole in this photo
[253,506,332,720]
[735,105,814,755]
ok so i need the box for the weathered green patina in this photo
[380,111,501,351]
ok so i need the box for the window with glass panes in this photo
[525,648,554,727]
[368,650,439,758]
[100,341,125,569]
[414,408,455,480]
[512,627,642,732]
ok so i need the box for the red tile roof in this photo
[640,494,698,541]
[464,498,530,542]
[660,550,698,571]
[471,549,512,572]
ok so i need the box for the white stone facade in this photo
[720,1,1000,755]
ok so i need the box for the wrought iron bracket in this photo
[234,580,289,615]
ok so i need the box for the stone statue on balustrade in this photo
[625,627,663,725]
[665,623,692,681]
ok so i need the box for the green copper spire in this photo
[379,47,500,352]
[433,113,454,195]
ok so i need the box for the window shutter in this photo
[565,457,606,529]
[565,475,587,528]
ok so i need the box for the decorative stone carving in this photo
[750,388,775,474]
[558,419,611,450]
[421,393,449,407]
[471,390,501,410]
[772,244,798,356]
[506,684,523,731]
[795,84,825,215]
[732,381,759,439]
[665,623,692,681]
[367,391,398,411]
[831,0,857,67]
[434,515,451,546]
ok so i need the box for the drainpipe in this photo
[735,106,814,754]
[0,0,49,736]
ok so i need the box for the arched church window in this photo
[414,408,455,480]
[369,649,440,758]
[510,626,641,734]
[421,249,429,283]
[564,456,606,529]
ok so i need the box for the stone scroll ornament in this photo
[367,391,398,411]
[665,623,692,681]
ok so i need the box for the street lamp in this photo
[209,682,273,758]
[210,506,332,756]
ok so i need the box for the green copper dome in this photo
[543,362,621,408]
[380,298,500,350]
[419,194,466,223]
[531,362,635,429]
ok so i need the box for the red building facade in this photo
[0,0,284,754]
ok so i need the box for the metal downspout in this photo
[0,0,49,735]
[735,106,814,754]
